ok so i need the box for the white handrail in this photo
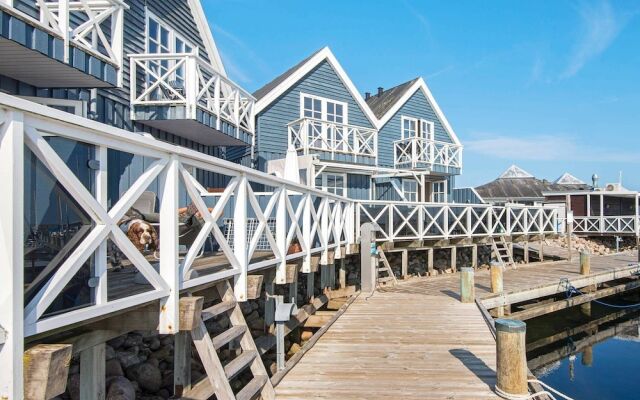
[129,52,255,136]
[288,117,377,162]
[394,136,463,170]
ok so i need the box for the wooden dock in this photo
[275,251,639,399]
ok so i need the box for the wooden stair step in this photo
[202,300,237,321]
[224,350,257,380]
[236,375,268,400]
[211,325,247,350]
[378,276,395,283]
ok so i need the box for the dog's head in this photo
[127,219,158,252]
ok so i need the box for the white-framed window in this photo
[401,116,418,139]
[420,119,434,141]
[146,11,198,91]
[301,93,348,150]
[432,180,447,203]
[402,179,418,202]
[20,96,86,117]
[315,172,346,197]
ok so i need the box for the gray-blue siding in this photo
[256,60,375,172]
[452,188,484,204]
[347,174,371,200]
[377,90,456,169]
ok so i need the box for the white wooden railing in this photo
[130,53,255,136]
[0,0,127,75]
[356,201,557,241]
[573,216,639,235]
[288,117,377,163]
[394,137,463,170]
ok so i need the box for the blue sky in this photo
[204,0,640,189]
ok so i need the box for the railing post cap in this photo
[580,249,590,255]
[495,319,526,333]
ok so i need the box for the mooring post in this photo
[360,223,377,293]
[580,250,591,275]
[460,267,475,303]
[495,319,528,397]
[491,262,505,317]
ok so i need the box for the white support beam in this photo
[0,110,24,399]
[233,174,248,300]
[158,157,180,333]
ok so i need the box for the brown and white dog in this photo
[125,219,159,252]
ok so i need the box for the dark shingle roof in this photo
[253,48,325,101]
[365,78,420,119]
[475,177,591,201]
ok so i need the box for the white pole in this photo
[0,111,25,398]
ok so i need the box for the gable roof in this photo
[500,165,533,179]
[187,0,226,76]
[253,47,378,125]
[365,78,419,119]
[554,172,586,185]
[372,77,461,145]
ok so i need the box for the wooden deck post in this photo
[495,319,528,397]
[360,223,377,293]
[523,242,529,264]
[580,250,591,275]
[401,249,409,278]
[338,258,346,289]
[451,247,457,272]
[471,244,478,268]
[174,332,191,396]
[427,248,435,276]
[491,263,505,317]
[539,239,544,262]
[265,269,276,327]
[460,267,475,303]
[24,344,73,400]
[80,344,105,400]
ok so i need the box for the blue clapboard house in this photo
[252,47,465,203]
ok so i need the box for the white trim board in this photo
[254,47,379,127]
[375,77,462,146]
[186,0,227,76]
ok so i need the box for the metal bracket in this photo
[275,302,298,322]
[87,159,100,170]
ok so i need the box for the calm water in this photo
[526,296,640,400]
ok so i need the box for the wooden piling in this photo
[471,244,478,268]
[427,248,435,276]
[79,344,105,400]
[460,267,475,303]
[582,345,593,367]
[490,263,504,294]
[401,249,409,278]
[451,247,457,272]
[580,250,591,275]
[338,258,346,289]
[495,319,528,397]
[24,344,73,400]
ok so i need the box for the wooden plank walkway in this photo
[276,250,639,399]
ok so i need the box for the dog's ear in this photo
[149,226,159,251]
[127,222,144,252]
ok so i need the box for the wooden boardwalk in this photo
[275,250,639,399]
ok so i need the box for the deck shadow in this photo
[449,348,497,388]
[441,289,460,300]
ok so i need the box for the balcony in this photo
[0,0,127,87]
[130,53,254,146]
[394,137,462,171]
[288,117,377,165]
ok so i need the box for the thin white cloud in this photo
[562,0,625,78]
[212,24,271,84]
[466,134,640,163]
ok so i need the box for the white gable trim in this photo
[254,47,378,126]
[186,0,227,76]
[375,78,461,146]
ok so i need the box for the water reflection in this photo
[526,293,640,400]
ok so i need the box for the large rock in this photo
[116,348,141,369]
[106,358,124,377]
[106,376,136,400]
[126,362,162,393]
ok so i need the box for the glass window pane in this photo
[336,104,343,116]
[161,27,169,47]
[304,97,311,109]
[148,19,158,37]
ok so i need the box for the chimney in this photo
[377,87,384,97]
[592,173,599,189]
[365,92,371,100]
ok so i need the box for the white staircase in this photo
[376,246,398,287]
[491,236,514,267]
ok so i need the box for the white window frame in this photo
[431,180,447,203]
[420,119,435,141]
[316,172,347,197]
[19,96,86,117]
[402,179,418,202]
[145,10,199,91]
[401,116,418,139]
[300,93,349,151]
